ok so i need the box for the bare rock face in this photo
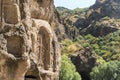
[63,17,79,39]
[71,47,97,80]
[90,0,120,18]
[74,0,120,37]
[0,0,61,80]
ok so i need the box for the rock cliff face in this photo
[63,17,79,39]
[91,0,120,18]
[74,0,120,37]
[0,0,61,80]
[71,47,97,80]
[56,0,120,38]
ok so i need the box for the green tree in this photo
[73,72,82,80]
[90,61,120,80]
[59,55,81,80]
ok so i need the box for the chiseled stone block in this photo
[3,0,13,4]
[4,4,20,24]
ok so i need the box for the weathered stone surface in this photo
[32,0,65,41]
[0,0,61,80]
[4,4,20,24]
[73,0,120,37]
[71,47,97,80]
[90,0,120,18]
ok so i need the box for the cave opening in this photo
[25,75,37,80]
[24,62,40,80]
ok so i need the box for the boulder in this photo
[71,47,97,80]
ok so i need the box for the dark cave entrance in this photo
[25,75,37,80]
[24,61,40,80]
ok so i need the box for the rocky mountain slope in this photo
[57,0,120,38]
[75,0,120,36]
[61,30,120,80]
[0,0,61,80]
[56,7,88,39]
[57,0,120,80]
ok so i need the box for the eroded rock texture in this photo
[0,0,61,80]
[73,0,120,37]
[71,47,97,80]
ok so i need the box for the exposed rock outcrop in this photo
[74,0,120,37]
[78,17,119,36]
[71,47,97,80]
[91,0,120,18]
[63,17,79,39]
[56,0,120,38]
[0,0,61,80]
[56,7,84,39]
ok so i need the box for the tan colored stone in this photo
[3,0,13,4]
[0,0,1,19]
[0,0,61,80]
[4,4,20,24]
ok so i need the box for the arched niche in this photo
[6,36,23,58]
[37,26,51,70]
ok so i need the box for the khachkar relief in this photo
[0,0,61,80]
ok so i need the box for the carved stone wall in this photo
[0,0,61,80]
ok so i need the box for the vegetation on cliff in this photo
[60,30,120,80]
[56,7,87,20]
[60,55,82,80]
[62,30,120,61]
[57,1,120,79]
[90,61,120,80]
